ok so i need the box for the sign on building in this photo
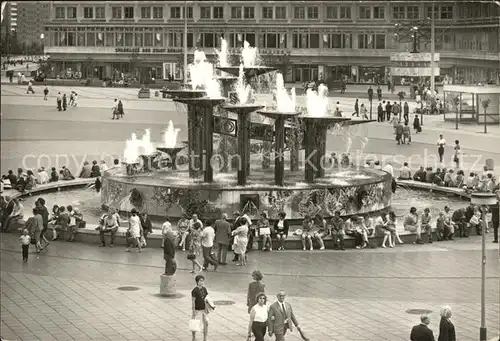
[390,52,440,77]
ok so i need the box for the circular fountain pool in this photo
[18,179,468,224]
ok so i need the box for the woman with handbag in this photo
[190,275,210,341]
[187,221,203,273]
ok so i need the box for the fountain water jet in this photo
[235,64,251,104]
[157,121,185,170]
[242,41,257,67]
[275,73,296,112]
[306,84,329,117]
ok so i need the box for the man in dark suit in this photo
[214,213,231,264]
[410,314,435,341]
[268,290,300,341]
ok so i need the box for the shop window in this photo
[144,32,153,46]
[213,7,224,19]
[187,33,193,48]
[112,7,122,19]
[264,33,277,48]
[153,7,163,19]
[96,32,104,46]
[231,7,242,19]
[77,32,85,46]
[440,6,453,19]
[262,6,273,19]
[201,33,215,48]
[307,6,318,19]
[375,34,385,49]
[141,7,151,19]
[392,6,404,19]
[105,32,114,46]
[135,33,143,47]
[55,7,65,19]
[244,7,254,19]
[67,32,76,46]
[171,7,181,19]
[115,32,123,46]
[294,7,305,19]
[275,6,286,19]
[327,6,337,19]
[200,6,211,19]
[124,7,134,19]
[84,7,93,19]
[124,32,133,46]
[154,32,163,47]
[95,7,105,19]
[407,6,419,19]
[86,32,96,46]
[67,7,77,19]
[373,6,385,19]
[358,33,374,49]
[359,6,370,19]
[309,34,319,48]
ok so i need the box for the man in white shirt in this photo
[437,134,446,163]
[200,220,218,271]
[37,167,49,184]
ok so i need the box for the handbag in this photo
[187,253,196,260]
[259,227,271,235]
[30,233,36,244]
[188,319,202,332]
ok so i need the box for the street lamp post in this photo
[470,192,499,341]
[183,0,188,87]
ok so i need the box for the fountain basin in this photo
[257,110,301,120]
[174,98,226,108]
[222,104,265,115]
[217,66,278,78]
[161,89,206,98]
[102,166,392,220]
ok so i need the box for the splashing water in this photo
[275,73,296,112]
[215,38,228,67]
[188,50,221,98]
[140,129,155,155]
[123,133,140,164]
[236,64,251,104]
[241,41,257,67]
[163,120,181,148]
[306,84,329,116]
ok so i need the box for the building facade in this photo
[43,1,500,84]
[16,1,50,49]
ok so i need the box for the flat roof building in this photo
[43,1,500,84]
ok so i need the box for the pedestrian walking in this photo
[360,103,368,119]
[247,270,266,313]
[385,101,392,121]
[413,115,421,133]
[268,290,305,341]
[200,220,219,271]
[43,87,49,100]
[190,275,212,341]
[377,85,382,101]
[403,122,411,145]
[437,134,446,163]
[118,100,124,118]
[112,99,119,119]
[352,99,359,117]
[410,314,436,341]
[214,213,231,264]
[247,292,268,341]
[403,101,410,123]
[19,228,31,262]
[62,93,67,111]
[438,306,455,341]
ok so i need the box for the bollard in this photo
[160,274,176,297]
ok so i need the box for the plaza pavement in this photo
[0,232,499,341]
[2,83,499,178]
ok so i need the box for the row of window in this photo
[54,6,193,20]
[54,4,458,21]
[47,30,387,50]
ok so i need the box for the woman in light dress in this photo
[232,218,249,266]
[247,292,268,341]
[126,208,142,253]
[187,221,203,273]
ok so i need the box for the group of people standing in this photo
[55,91,78,111]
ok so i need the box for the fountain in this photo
[122,134,140,176]
[139,129,159,172]
[156,121,185,170]
[103,40,390,222]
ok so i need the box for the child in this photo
[19,229,31,262]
